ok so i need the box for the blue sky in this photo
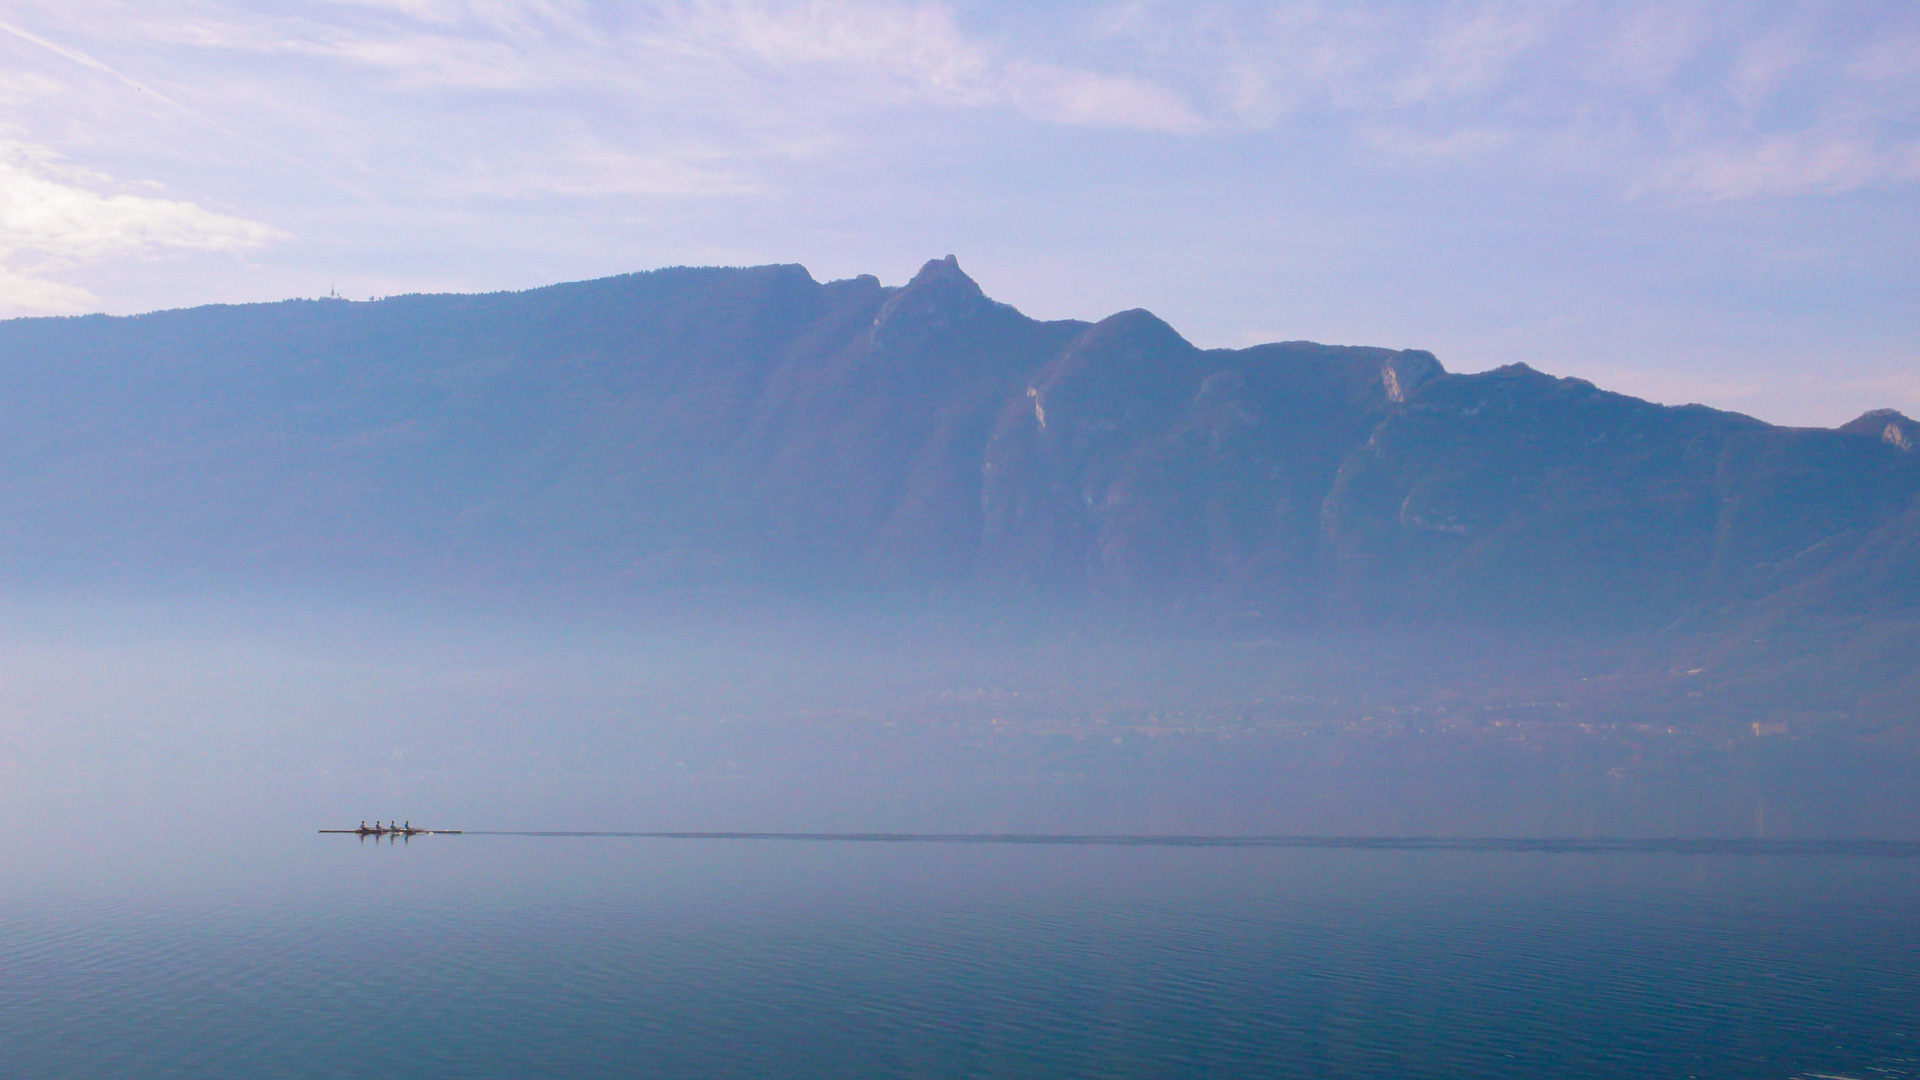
[0,0,1915,425]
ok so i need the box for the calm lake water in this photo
[3,832,1918,1079]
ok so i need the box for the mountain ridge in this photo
[0,256,1913,637]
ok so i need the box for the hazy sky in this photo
[0,0,1915,425]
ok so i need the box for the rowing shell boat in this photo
[319,827,463,835]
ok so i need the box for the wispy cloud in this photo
[686,0,1203,131]
[13,1,1912,207]
[1100,0,1920,199]
[0,0,1204,230]
[1644,133,1920,201]
[75,0,1201,130]
[0,138,283,313]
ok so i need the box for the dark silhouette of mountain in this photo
[1,256,1916,642]
[1839,408,1918,452]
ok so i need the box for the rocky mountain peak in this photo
[1839,408,1917,451]
[869,256,1002,350]
[1076,308,1188,350]
[905,254,982,294]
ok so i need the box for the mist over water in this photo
[4,592,1913,845]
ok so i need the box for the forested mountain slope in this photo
[1,256,1914,634]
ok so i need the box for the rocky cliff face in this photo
[1839,409,1918,452]
[0,257,1915,631]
